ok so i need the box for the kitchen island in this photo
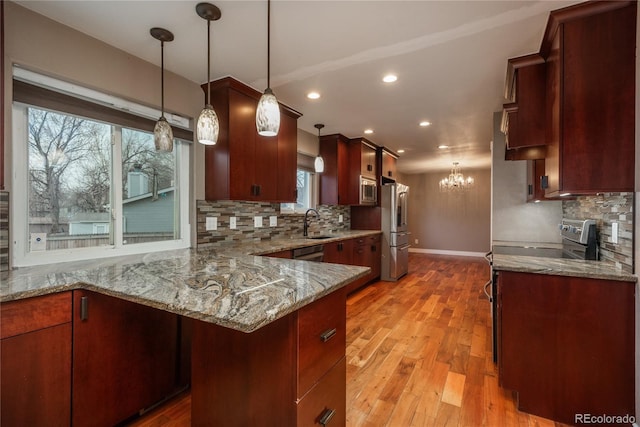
[491,254,636,425]
[1,232,375,426]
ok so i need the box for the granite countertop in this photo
[0,231,381,332]
[492,254,636,282]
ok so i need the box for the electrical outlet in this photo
[205,217,217,231]
[269,216,277,227]
[229,217,237,229]
[254,216,263,228]
[414,239,419,245]
[338,214,344,223]
[612,222,619,244]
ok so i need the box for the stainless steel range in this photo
[486,218,599,362]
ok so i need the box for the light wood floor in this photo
[128,254,571,427]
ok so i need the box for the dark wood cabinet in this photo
[323,239,354,265]
[204,77,301,202]
[348,234,381,293]
[503,54,546,150]
[350,137,377,179]
[191,287,347,426]
[1,293,72,426]
[496,271,635,425]
[319,133,352,205]
[525,159,566,202]
[379,147,398,181]
[541,1,636,197]
[263,249,293,259]
[72,290,181,426]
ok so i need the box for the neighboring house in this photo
[122,188,174,234]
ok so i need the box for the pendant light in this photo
[256,0,280,137]
[196,3,221,145]
[314,124,325,173]
[150,27,174,152]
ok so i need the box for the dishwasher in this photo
[292,245,324,262]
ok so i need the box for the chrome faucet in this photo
[303,208,319,237]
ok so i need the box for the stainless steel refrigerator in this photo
[381,182,410,281]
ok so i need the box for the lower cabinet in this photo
[191,287,347,426]
[1,291,183,427]
[1,292,72,427]
[72,290,181,426]
[323,239,353,265]
[349,234,382,293]
[496,271,635,424]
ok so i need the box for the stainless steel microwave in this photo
[360,176,377,205]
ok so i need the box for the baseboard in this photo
[409,248,486,258]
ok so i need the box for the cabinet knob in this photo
[319,408,336,426]
[367,164,373,172]
[371,245,376,252]
[320,328,337,342]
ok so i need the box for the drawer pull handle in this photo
[320,328,337,342]
[80,296,89,321]
[319,408,336,426]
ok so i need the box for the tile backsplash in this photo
[0,191,8,272]
[562,192,633,273]
[196,200,351,249]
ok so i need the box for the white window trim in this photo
[280,168,319,215]
[11,103,191,268]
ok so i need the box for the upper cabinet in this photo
[203,77,301,202]
[379,147,398,182]
[319,134,352,205]
[349,138,377,179]
[541,1,636,196]
[503,54,546,152]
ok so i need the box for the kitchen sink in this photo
[306,236,333,240]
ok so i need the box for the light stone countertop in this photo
[492,254,636,282]
[0,231,381,332]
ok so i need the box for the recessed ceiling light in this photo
[306,91,320,100]
[364,129,374,134]
[382,74,397,83]
[397,149,405,154]
[438,145,449,149]
[419,121,431,127]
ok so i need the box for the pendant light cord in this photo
[267,0,271,89]
[206,19,211,106]
[160,40,165,118]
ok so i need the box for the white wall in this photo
[491,112,563,246]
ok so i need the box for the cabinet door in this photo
[228,90,257,200]
[381,150,397,180]
[323,240,352,265]
[545,3,635,196]
[509,59,545,149]
[72,290,180,426]
[360,143,377,178]
[276,112,298,202]
[254,132,278,200]
[1,324,72,426]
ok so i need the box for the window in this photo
[12,73,191,267]
[281,168,317,214]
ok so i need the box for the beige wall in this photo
[3,2,204,244]
[401,168,491,254]
[491,112,563,245]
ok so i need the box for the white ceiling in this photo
[15,0,581,174]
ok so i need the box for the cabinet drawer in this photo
[297,358,346,427]
[1,292,72,339]
[297,288,346,396]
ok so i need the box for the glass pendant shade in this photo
[197,105,219,145]
[256,88,280,137]
[154,116,174,152]
[314,155,324,173]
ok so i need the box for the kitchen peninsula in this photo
[1,232,376,426]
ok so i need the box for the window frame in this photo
[11,103,191,268]
[280,165,319,215]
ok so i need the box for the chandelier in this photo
[439,162,474,192]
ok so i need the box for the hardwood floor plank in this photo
[129,254,574,427]
[441,371,466,407]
